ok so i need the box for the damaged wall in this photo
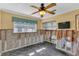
[0,10,45,55]
[0,30,44,53]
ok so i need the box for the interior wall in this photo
[0,30,44,53]
[0,10,41,30]
[0,11,1,29]
[37,20,43,30]
[42,9,79,30]
[0,10,45,55]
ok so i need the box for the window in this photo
[43,21,58,30]
[13,17,37,33]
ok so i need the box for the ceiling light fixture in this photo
[39,10,46,17]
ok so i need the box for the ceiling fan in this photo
[30,3,56,17]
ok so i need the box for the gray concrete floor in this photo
[2,42,69,56]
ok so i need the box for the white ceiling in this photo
[0,3,79,19]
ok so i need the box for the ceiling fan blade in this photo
[45,10,55,14]
[45,3,56,9]
[30,5,40,10]
[32,11,40,15]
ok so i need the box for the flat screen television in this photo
[58,21,70,29]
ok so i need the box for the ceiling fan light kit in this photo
[31,3,56,18]
[39,10,46,17]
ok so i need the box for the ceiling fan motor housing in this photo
[40,3,45,10]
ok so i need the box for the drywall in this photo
[0,11,1,29]
[37,20,43,30]
[42,9,79,30]
[0,10,41,29]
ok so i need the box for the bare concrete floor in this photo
[2,42,69,56]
